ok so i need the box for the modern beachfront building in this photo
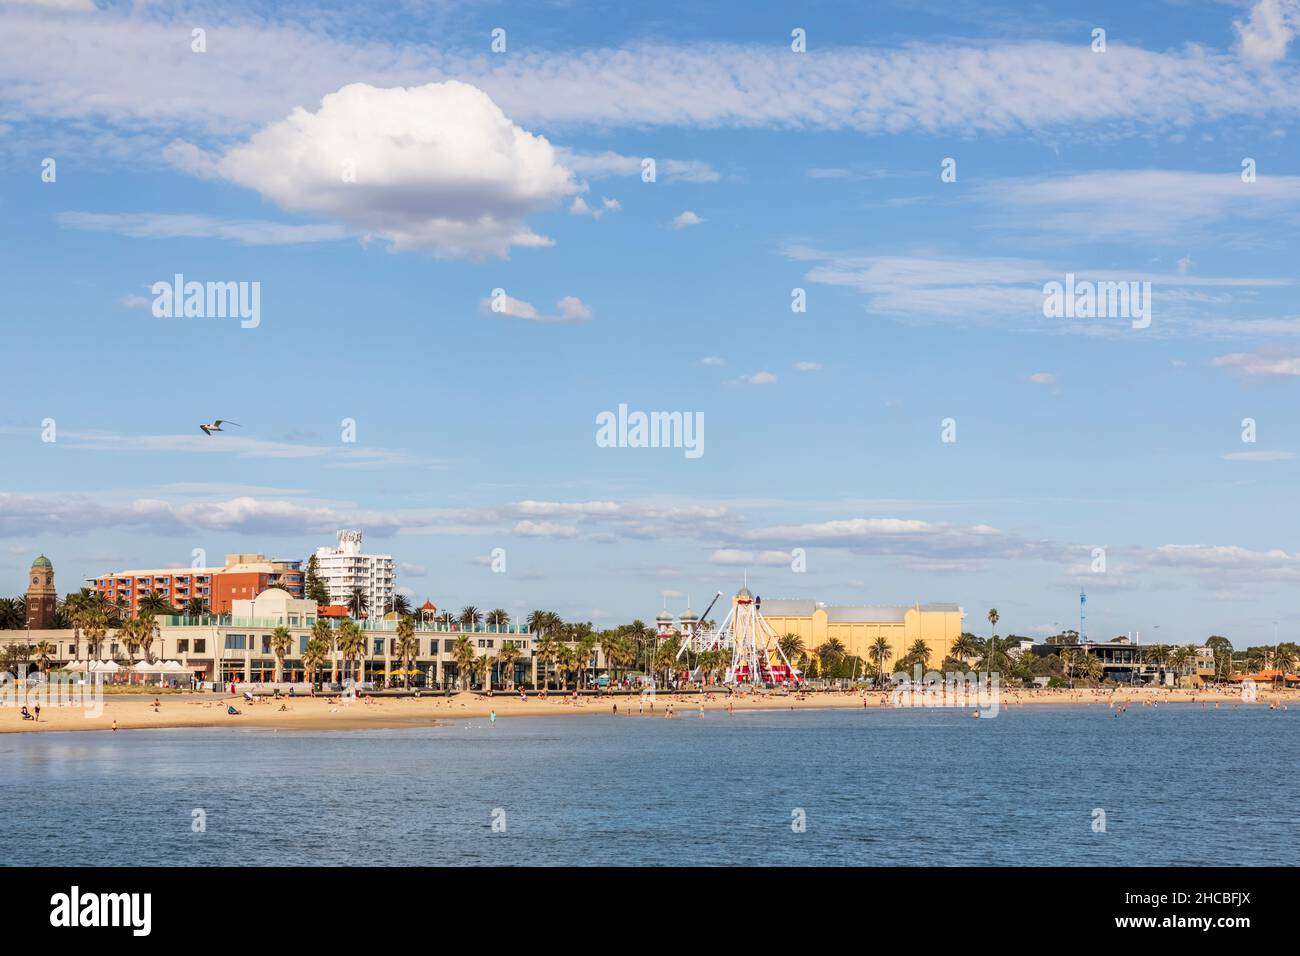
[5,588,543,689]
[740,598,963,667]
[312,530,394,616]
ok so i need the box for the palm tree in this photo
[527,610,563,639]
[388,593,412,618]
[987,608,1000,669]
[497,642,522,690]
[1,643,32,679]
[486,608,510,630]
[136,592,177,618]
[310,618,337,683]
[907,639,931,673]
[1060,647,1076,686]
[336,619,366,683]
[1273,643,1298,690]
[599,632,625,684]
[818,637,847,676]
[82,605,107,660]
[271,626,293,683]
[951,632,980,663]
[574,634,598,690]
[475,651,495,691]
[347,588,369,620]
[118,618,143,665]
[779,632,805,663]
[459,606,483,629]
[1080,652,1104,684]
[394,617,418,687]
[435,610,455,628]
[137,613,159,663]
[533,633,560,689]
[870,637,892,686]
[184,597,207,620]
[32,640,55,672]
[554,642,575,690]
[654,636,682,687]
[0,598,24,630]
[302,638,329,687]
[451,636,476,690]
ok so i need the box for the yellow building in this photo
[759,599,963,671]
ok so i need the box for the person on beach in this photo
[111,719,117,731]
[34,703,40,721]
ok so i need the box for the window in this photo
[299,637,309,654]
[443,640,455,652]
[372,638,384,655]
[260,636,272,654]
[194,640,205,653]
[177,639,190,653]
[224,634,247,651]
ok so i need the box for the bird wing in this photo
[199,424,212,435]
[215,420,241,427]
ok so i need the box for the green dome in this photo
[31,555,52,569]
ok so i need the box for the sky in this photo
[2,0,1300,646]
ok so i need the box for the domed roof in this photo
[736,587,752,600]
[655,609,673,622]
[680,606,698,620]
[31,555,52,570]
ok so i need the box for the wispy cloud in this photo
[1211,347,1300,376]
[479,293,592,323]
[59,212,350,246]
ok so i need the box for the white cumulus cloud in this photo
[182,81,578,258]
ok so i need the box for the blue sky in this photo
[2,0,1300,645]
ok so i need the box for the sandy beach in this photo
[1,684,1293,734]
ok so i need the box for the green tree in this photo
[394,617,418,687]
[497,641,522,689]
[451,635,476,690]
[302,638,329,686]
[951,632,980,662]
[779,632,805,663]
[336,619,366,683]
[271,626,294,683]
[987,608,1000,666]
[347,588,369,619]
[304,555,330,605]
[311,619,337,683]
[871,637,892,686]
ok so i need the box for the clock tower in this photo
[26,555,57,630]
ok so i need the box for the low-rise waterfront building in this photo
[753,598,963,667]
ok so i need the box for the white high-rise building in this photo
[313,530,395,617]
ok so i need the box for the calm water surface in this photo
[1,705,1294,865]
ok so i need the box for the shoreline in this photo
[2,686,1293,735]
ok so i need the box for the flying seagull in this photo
[199,419,241,436]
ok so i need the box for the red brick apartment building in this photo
[88,553,304,615]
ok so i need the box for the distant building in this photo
[312,530,394,617]
[25,555,57,629]
[87,553,303,615]
[740,598,963,667]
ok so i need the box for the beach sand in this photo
[1,685,1294,734]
